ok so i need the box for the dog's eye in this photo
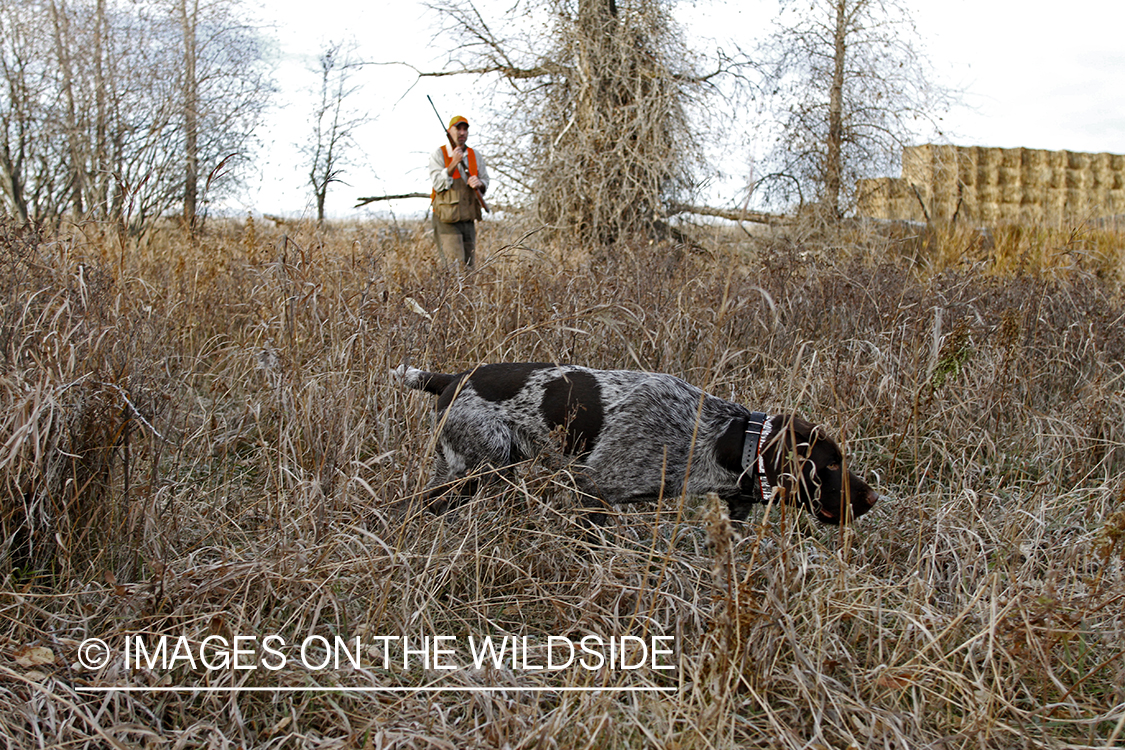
[827,463,840,472]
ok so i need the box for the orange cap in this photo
[448,115,469,128]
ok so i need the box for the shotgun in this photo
[427,96,489,213]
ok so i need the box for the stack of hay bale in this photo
[857,145,1125,226]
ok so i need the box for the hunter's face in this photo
[449,123,469,146]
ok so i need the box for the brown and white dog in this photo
[393,363,878,525]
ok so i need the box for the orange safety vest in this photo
[443,145,478,182]
[431,146,479,200]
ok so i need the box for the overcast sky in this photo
[238,0,1125,220]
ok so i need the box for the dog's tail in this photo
[391,364,459,396]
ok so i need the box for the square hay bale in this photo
[860,143,1125,224]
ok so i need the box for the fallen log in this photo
[355,192,429,208]
[666,202,789,226]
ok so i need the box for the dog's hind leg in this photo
[419,448,469,514]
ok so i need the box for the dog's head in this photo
[761,416,878,524]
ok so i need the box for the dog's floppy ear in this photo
[777,415,815,454]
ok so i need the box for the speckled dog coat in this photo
[393,363,878,525]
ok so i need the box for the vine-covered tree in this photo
[423,0,748,244]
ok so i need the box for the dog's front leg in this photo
[726,495,758,522]
[422,477,479,514]
[420,441,477,514]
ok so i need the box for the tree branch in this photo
[355,192,429,207]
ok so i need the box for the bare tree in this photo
[305,41,365,225]
[0,1,70,223]
[168,0,271,229]
[0,0,271,232]
[755,0,951,218]
[421,0,749,244]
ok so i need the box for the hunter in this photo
[428,115,489,267]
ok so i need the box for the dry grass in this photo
[1,214,1124,749]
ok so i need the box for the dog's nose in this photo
[847,489,878,519]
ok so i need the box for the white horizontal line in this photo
[76,686,677,693]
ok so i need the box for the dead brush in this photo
[2,217,1125,749]
[0,223,175,582]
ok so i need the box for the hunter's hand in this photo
[467,175,483,190]
[448,147,466,168]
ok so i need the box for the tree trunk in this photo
[824,0,848,217]
[0,148,29,223]
[179,0,199,229]
[93,0,111,220]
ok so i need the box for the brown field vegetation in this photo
[2,214,1124,749]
